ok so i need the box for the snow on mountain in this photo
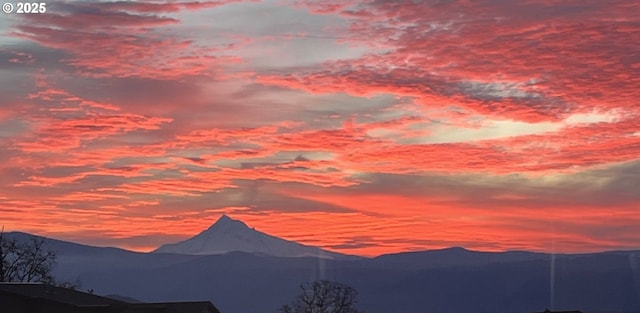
[152,215,353,259]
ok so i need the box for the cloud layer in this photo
[0,0,638,256]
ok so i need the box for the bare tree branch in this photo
[0,230,56,283]
[281,280,361,313]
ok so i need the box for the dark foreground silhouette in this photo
[5,231,640,313]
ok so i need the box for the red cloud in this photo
[89,0,254,13]
[267,0,639,123]
[2,0,639,256]
[9,1,250,79]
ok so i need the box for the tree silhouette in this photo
[0,230,56,283]
[281,280,361,313]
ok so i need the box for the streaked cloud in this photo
[0,0,638,256]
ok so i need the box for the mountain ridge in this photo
[3,231,640,313]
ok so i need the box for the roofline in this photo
[135,301,215,304]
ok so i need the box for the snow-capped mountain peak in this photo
[204,214,250,232]
[153,215,352,260]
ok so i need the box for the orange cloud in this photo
[1,0,638,257]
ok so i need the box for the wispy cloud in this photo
[0,0,638,256]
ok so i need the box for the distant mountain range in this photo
[153,215,356,260]
[4,217,640,313]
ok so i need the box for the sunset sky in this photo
[1,0,639,257]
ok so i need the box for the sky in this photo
[0,0,639,257]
